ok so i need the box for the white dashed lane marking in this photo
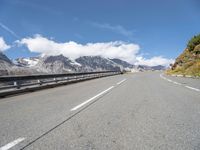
[71,86,114,111]
[0,138,25,150]
[117,79,127,85]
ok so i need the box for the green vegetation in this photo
[167,34,200,77]
[187,34,200,52]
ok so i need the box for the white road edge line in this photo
[185,86,200,92]
[71,86,114,111]
[167,79,172,82]
[0,137,25,150]
[117,79,127,85]
[160,73,200,92]
[173,81,182,85]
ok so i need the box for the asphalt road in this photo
[0,72,200,150]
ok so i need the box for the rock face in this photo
[170,45,200,76]
[15,55,123,74]
[15,57,39,67]
[0,52,13,75]
[76,56,121,72]
[169,34,200,76]
[35,55,82,73]
[0,52,40,76]
[15,55,81,74]
[131,65,166,72]
[136,65,152,71]
[110,58,134,69]
[0,52,13,64]
[16,55,122,73]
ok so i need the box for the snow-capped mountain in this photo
[36,55,83,73]
[76,56,121,72]
[0,52,41,75]
[0,52,166,76]
[15,55,123,73]
[15,57,40,67]
[110,58,134,69]
[133,65,166,72]
[15,55,81,73]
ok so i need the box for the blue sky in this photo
[0,0,199,65]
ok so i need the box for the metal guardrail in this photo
[0,71,122,97]
[0,71,121,81]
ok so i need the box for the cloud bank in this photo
[17,34,173,66]
[135,56,174,66]
[17,34,140,63]
[0,37,10,51]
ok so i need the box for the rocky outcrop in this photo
[76,56,121,72]
[170,43,200,76]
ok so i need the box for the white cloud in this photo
[17,34,173,67]
[17,34,140,63]
[0,37,11,51]
[135,56,174,66]
[91,22,133,38]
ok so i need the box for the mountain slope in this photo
[168,34,200,76]
[1,51,168,75]
[15,55,123,73]
[110,58,134,68]
[35,55,82,73]
[0,52,40,76]
[15,57,40,67]
[76,56,121,71]
[0,52,13,75]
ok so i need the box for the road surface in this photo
[0,72,200,150]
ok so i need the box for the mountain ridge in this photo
[0,52,166,75]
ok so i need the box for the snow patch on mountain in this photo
[0,52,167,76]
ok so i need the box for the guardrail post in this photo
[38,80,42,85]
[53,78,58,83]
[14,81,17,86]
[14,81,20,89]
